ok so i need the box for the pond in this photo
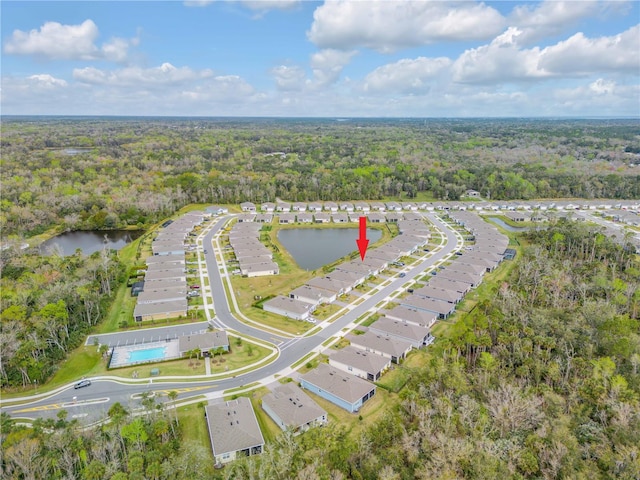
[57,147,93,156]
[486,217,529,232]
[277,228,383,271]
[41,230,143,256]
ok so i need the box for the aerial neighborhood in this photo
[83,196,640,465]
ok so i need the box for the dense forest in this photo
[2,222,639,479]
[1,117,639,237]
[0,248,123,388]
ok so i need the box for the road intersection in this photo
[2,213,462,424]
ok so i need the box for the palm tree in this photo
[167,390,179,429]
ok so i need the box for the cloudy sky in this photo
[2,0,639,117]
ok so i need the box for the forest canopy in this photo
[1,117,639,237]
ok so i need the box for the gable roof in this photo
[370,317,431,342]
[178,331,229,353]
[330,346,391,374]
[347,331,413,357]
[262,383,326,429]
[300,363,374,404]
[383,305,438,327]
[205,397,264,457]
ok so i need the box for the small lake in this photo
[41,230,142,256]
[486,217,529,232]
[57,147,93,156]
[277,228,382,270]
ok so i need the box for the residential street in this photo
[2,213,461,424]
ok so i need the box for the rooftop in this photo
[347,331,413,357]
[206,397,264,456]
[178,331,229,353]
[300,363,375,403]
[262,383,326,429]
[330,346,391,374]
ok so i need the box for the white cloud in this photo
[73,63,214,86]
[364,57,451,94]
[1,74,70,112]
[3,19,136,62]
[308,0,505,52]
[27,74,68,88]
[452,24,640,84]
[552,78,640,115]
[4,19,99,60]
[509,0,600,44]
[310,48,357,87]
[270,65,306,91]
[539,24,640,75]
[452,28,548,84]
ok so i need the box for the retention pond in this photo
[277,227,382,271]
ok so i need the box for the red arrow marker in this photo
[356,216,369,261]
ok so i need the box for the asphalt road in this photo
[3,213,460,423]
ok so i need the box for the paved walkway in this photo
[205,357,211,375]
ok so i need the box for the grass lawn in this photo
[97,282,136,333]
[358,313,379,327]
[177,403,213,461]
[244,307,314,335]
[313,303,343,320]
[295,355,328,375]
[376,364,412,393]
[208,342,272,375]
[303,385,397,437]
[247,388,283,443]
[110,357,207,378]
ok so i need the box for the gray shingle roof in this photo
[205,397,264,457]
[300,363,375,404]
[262,383,326,429]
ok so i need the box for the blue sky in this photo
[2,0,639,116]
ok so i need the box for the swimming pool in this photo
[129,346,167,363]
[108,339,181,368]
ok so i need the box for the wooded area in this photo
[1,118,639,237]
[0,248,123,388]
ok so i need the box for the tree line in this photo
[1,118,638,237]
